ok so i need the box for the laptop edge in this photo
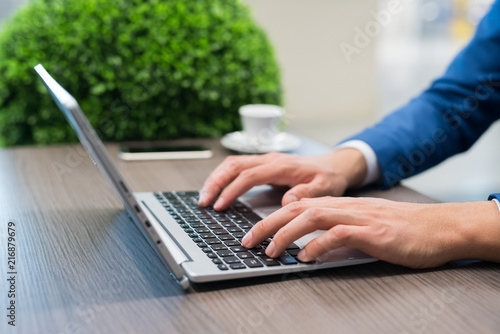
[34,64,190,289]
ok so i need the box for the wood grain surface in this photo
[0,138,499,334]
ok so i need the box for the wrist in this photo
[452,201,500,262]
[323,148,368,189]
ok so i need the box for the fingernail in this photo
[214,197,224,210]
[242,230,253,247]
[297,249,311,262]
[266,241,276,257]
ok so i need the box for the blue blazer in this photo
[347,0,500,188]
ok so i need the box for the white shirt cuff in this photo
[333,140,381,187]
[493,199,500,213]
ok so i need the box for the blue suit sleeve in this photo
[345,1,500,188]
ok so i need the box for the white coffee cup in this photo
[239,104,284,146]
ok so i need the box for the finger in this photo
[199,153,287,206]
[242,199,360,249]
[242,201,308,248]
[199,155,262,206]
[265,207,361,258]
[281,177,337,205]
[297,225,368,262]
[214,163,295,210]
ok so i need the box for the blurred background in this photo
[1,0,499,202]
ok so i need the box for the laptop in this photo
[35,64,375,289]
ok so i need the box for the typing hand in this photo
[198,149,367,211]
[241,197,500,268]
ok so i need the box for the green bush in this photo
[0,0,282,146]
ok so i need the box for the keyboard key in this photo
[206,252,217,259]
[218,264,229,270]
[236,252,253,259]
[194,228,210,234]
[233,203,250,213]
[244,258,264,268]
[224,240,241,247]
[241,212,261,224]
[258,256,281,266]
[188,233,198,238]
[221,222,236,228]
[207,225,224,230]
[206,239,222,245]
[212,258,223,264]
[219,234,235,241]
[196,242,207,248]
[230,246,248,253]
[250,249,266,257]
[278,253,298,265]
[210,245,227,251]
[239,223,252,230]
[260,239,272,246]
[227,227,243,233]
[213,229,229,235]
[202,247,212,253]
[223,256,241,264]
[233,232,245,239]
[192,237,203,243]
[236,206,250,213]
[287,248,300,257]
[286,243,300,250]
[216,250,234,257]
[230,263,246,270]
[198,232,215,239]
[190,223,205,228]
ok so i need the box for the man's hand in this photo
[198,148,368,210]
[241,197,500,268]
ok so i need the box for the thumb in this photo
[282,179,335,206]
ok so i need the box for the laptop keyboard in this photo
[153,191,311,271]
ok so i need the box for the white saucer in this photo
[221,131,301,154]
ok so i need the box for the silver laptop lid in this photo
[34,64,188,287]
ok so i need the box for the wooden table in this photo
[1,138,499,334]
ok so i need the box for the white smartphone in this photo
[118,145,213,161]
